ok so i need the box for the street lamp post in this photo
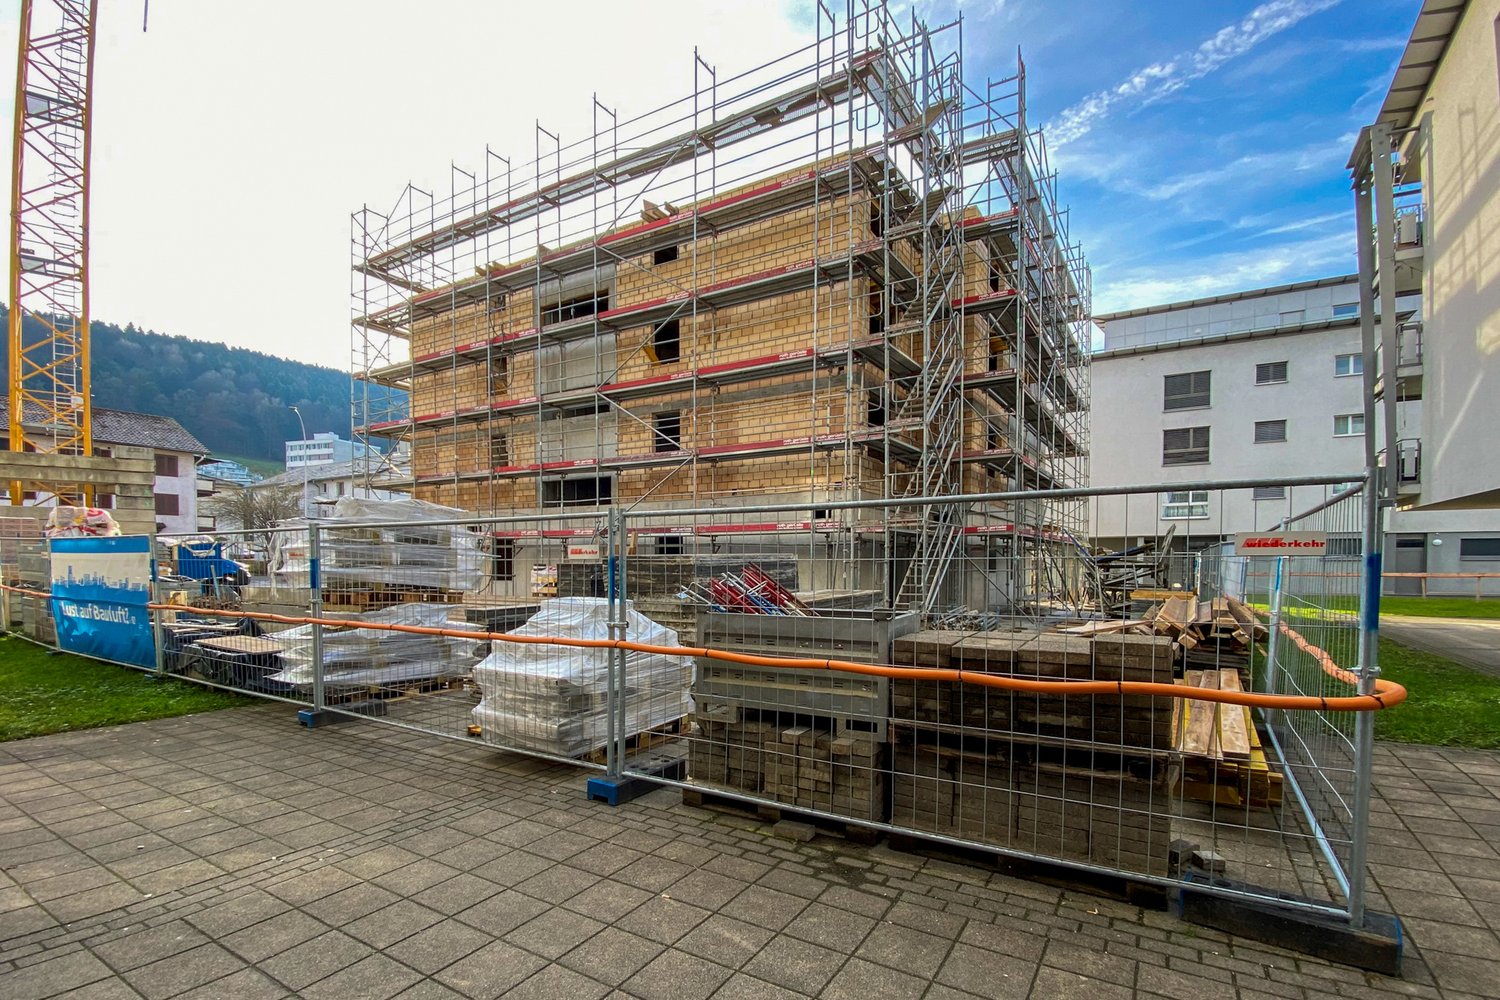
[289,406,310,517]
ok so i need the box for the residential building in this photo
[255,459,410,518]
[349,14,1091,612]
[199,459,263,486]
[1091,276,1500,594]
[285,431,374,469]
[1,397,211,535]
[1348,0,1500,510]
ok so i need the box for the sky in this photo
[0,0,1417,370]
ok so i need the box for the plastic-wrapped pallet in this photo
[267,603,487,689]
[471,597,691,758]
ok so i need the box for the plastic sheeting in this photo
[267,603,487,689]
[269,497,486,593]
[45,507,120,538]
[471,597,691,758]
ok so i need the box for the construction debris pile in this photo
[679,564,816,616]
[470,597,691,758]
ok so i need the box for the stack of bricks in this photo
[888,628,1176,877]
[690,715,772,794]
[760,725,884,821]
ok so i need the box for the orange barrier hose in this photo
[1,585,1404,712]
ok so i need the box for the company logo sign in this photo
[1233,531,1328,556]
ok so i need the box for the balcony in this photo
[1374,320,1424,401]
[1393,438,1422,495]
[1372,197,1424,298]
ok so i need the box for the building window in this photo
[1162,490,1210,519]
[1252,486,1286,501]
[866,387,887,427]
[1255,361,1288,385]
[489,355,509,394]
[1335,353,1363,378]
[657,536,685,556]
[487,293,508,313]
[541,474,615,508]
[1332,303,1359,320]
[649,319,681,363]
[1163,426,1210,466]
[155,454,179,477]
[1333,413,1365,437]
[1327,536,1362,559]
[1254,419,1287,443]
[653,411,682,453]
[1460,537,1500,560]
[542,291,608,325]
[1163,370,1211,411]
[489,431,510,468]
[154,493,180,516]
[490,538,515,581]
[653,245,679,265]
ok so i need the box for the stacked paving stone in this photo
[890,628,1176,876]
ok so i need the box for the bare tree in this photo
[202,485,302,552]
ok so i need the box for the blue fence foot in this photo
[298,709,349,728]
[586,775,660,806]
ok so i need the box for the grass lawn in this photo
[0,636,250,742]
[1377,596,1500,620]
[1376,637,1500,749]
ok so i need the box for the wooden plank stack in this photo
[1171,667,1283,809]
[889,628,1177,876]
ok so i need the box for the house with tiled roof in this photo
[3,398,212,534]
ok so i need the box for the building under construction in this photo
[351,4,1090,618]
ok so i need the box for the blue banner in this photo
[49,536,155,669]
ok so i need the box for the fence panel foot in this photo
[297,708,375,729]
[1178,875,1403,976]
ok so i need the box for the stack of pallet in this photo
[889,628,1176,876]
[1172,667,1283,809]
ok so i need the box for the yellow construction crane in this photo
[7,0,98,506]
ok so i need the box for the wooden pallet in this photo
[321,588,464,610]
[324,675,464,704]
[582,717,688,765]
[1171,669,1283,809]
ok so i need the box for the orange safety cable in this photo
[0,584,1404,712]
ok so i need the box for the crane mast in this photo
[8,0,97,505]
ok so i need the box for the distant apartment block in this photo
[285,432,374,469]
[199,459,262,486]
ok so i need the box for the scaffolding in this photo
[350,1,1090,619]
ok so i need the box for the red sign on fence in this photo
[1234,531,1329,556]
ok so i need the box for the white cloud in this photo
[1048,0,1342,146]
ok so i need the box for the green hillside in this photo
[2,305,404,463]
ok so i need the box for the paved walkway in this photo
[1,704,1497,1000]
[1381,615,1500,677]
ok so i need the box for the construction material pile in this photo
[44,506,120,538]
[470,597,691,758]
[1142,593,1265,653]
[270,497,485,601]
[267,603,487,690]
[679,564,816,616]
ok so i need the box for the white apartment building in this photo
[1349,0,1500,511]
[284,431,374,469]
[1091,276,1500,594]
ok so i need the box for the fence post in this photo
[1347,476,1383,929]
[615,506,631,775]
[605,507,623,779]
[309,524,325,714]
[1264,556,1286,734]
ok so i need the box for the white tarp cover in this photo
[267,603,487,689]
[471,597,691,758]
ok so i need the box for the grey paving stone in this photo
[472,850,553,887]
[934,942,1036,998]
[674,914,774,971]
[513,863,601,904]
[170,967,288,1000]
[708,972,805,1000]
[183,889,291,938]
[0,947,115,1000]
[390,980,470,1000]
[264,866,363,906]
[780,901,876,953]
[299,952,424,1000]
[455,888,550,937]
[302,882,403,926]
[383,918,494,976]
[412,873,504,915]
[562,878,655,923]
[434,940,548,1000]
[615,894,716,946]
[256,929,373,992]
[1030,967,1136,1000]
[717,885,808,932]
[220,908,329,963]
[120,942,245,1000]
[820,956,928,1000]
[557,926,664,987]
[504,963,611,1000]
[740,933,843,994]
[854,921,952,978]
[623,949,733,1000]
[665,869,750,911]
[505,906,607,961]
[372,859,463,897]
[91,920,210,972]
[614,856,693,893]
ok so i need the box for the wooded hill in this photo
[2,305,403,464]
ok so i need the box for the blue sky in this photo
[0,1,1415,367]
[929,0,1416,314]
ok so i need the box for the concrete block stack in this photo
[761,727,884,821]
[889,628,1177,876]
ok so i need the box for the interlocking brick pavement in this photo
[0,703,1496,999]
